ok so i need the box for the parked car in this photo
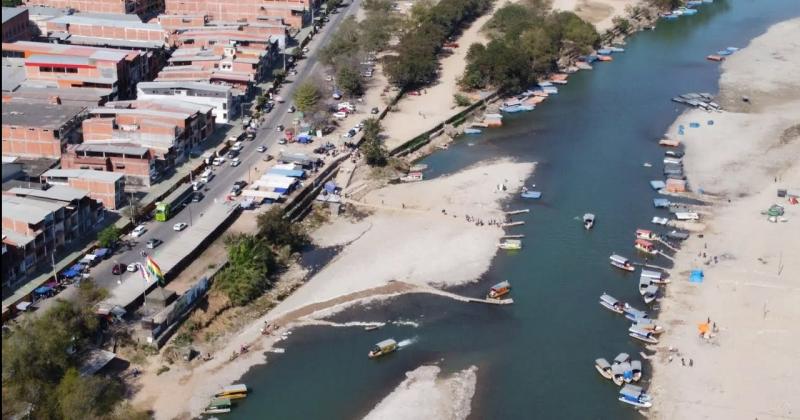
[213,157,225,166]
[333,111,347,119]
[276,125,285,132]
[230,158,241,167]
[230,142,244,151]
[192,181,205,191]
[173,222,188,231]
[146,238,162,249]
[226,150,239,159]
[256,145,267,152]
[131,225,147,238]
[371,107,380,114]
[263,154,274,162]
[192,192,204,202]
[111,263,125,275]
[278,138,287,145]
[127,263,138,272]
[325,75,333,82]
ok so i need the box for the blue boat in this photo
[538,81,553,87]
[682,8,698,15]
[702,0,713,3]
[686,0,702,6]
[597,48,612,55]
[464,128,482,134]
[653,198,670,208]
[521,191,542,199]
[726,46,739,52]
[585,55,599,63]
[662,13,678,19]
[609,46,625,53]
[717,50,732,56]
[649,180,666,190]
[618,384,653,408]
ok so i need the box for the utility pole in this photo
[51,252,58,286]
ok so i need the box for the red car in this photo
[111,263,125,275]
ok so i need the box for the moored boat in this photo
[521,191,542,199]
[629,326,659,344]
[651,216,669,225]
[498,239,522,250]
[618,384,653,408]
[463,128,482,135]
[609,254,635,272]
[368,339,398,359]
[583,213,595,230]
[634,318,665,335]
[611,362,630,386]
[630,360,643,382]
[706,54,725,62]
[215,384,248,399]
[597,55,613,62]
[638,277,653,295]
[488,281,511,299]
[575,61,593,70]
[400,172,423,182]
[666,230,689,241]
[613,352,630,365]
[635,229,658,240]
[634,239,658,256]
[599,293,624,314]
[642,285,659,304]
[595,358,613,379]
[623,303,649,322]
[204,398,232,414]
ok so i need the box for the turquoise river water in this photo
[226,1,800,418]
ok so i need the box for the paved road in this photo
[48,1,364,307]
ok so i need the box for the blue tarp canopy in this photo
[62,269,79,278]
[653,198,670,208]
[690,269,704,283]
[34,286,53,295]
[324,181,337,193]
[70,264,84,271]
[94,248,110,258]
[268,168,305,178]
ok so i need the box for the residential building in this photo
[2,102,86,159]
[61,143,156,191]
[2,186,103,285]
[163,0,311,29]
[137,80,235,124]
[2,41,151,99]
[23,0,165,20]
[2,7,32,43]
[41,168,125,209]
[44,14,171,48]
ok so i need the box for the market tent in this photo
[34,286,53,295]
[94,248,110,258]
[698,323,710,334]
[16,301,32,311]
[61,269,79,278]
[690,269,704,283]
[324,181,336,193]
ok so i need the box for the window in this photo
[222,103,227,109]
[66,68,78,73]
[114,164,126,169]
[40,66,53,72]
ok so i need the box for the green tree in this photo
[320,16,361,66]
[56,368,124,419]
[292,82,321,113]
[612,16,632,33]
[359,13,399,52]
[362,0,394,12]
[453,93,472,106]
[214,234,274,306]
[359,118,388,166]
[2,0,22,5]
[336,66,364,96]
[97,225,121,248]
[256,207,309,251]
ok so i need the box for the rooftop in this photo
[9,85,113,106]
[2,102,86,129]
[73,143,149,157]
[43,168,124,183]
[49,14,164,31]
[2,229,35,247]
[8,185,89,203]
[2,195,65,224]
[5,41,133,62]
[26,54,92,66]
[65,35,167,50]
[137,80,232,93]
[1,7,26,24]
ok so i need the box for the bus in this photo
[155,183,194,222]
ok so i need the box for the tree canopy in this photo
[97,225,121,249]
[214,234,273,306]
[359,118,388,166]
[336,66,364,97]
[292,82,322,114]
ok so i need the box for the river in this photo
[226,1,800,418]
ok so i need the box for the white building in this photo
[136,81,235,124]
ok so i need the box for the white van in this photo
[200,169,214,183]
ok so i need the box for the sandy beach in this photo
[552,0,640,32]
[131,159,534,418]
[650,18,800,419]
[363,365,478,420]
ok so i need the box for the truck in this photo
[154,183,194,222]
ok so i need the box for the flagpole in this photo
[141,251,148,309]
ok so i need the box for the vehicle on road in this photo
[193,181,205,191]
[155,183,194,222]
[288,105,296,113]
[112,263,126,275]
[213,157,225,166]
[173,222,188,231]
[131,225,147,238]
[276,125,284,132]
[227,134,243,142]
[230,180,248,196]
[263,154,274,162]
[230,142,243,151]
[226,150,239,159]
[325,75,333,82]
[333,111,347,119]
[199,169,214,183]
[302,47,309,53]
[146,238,163,249]
[371,107,380,114]
[256,145,267,152]
[192,192,204,202]
[231,158,241,167]
[127,263,138,272]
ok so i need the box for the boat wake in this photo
[397,337,418,348]
[392,320,420,328]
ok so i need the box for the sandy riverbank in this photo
[131,159,534,418]
[363,365,478,420]
[650,18,800,419]
[553,0,641,32]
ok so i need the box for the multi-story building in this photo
[163,0,311,29]
[2,186,103,285]
[137,80,235,124]
[23,0,165,20]
[1,102,86,159]
[44,14,170,48]
[2,7,32,43]
[1,41,151,99]
[60,143,156,191]
[41,168,125,210]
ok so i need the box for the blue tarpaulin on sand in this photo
[690,269,704,283]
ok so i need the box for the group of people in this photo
[464,214,504,227]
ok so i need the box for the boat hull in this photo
[629,333,659,344]
[611,261,635,272]
[619,397,653,408]
[595,366,613,380]
[600,301,623,314]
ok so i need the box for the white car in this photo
[231,142,243,151]
[256,145,267,152]
[231,158,241,167]
[227,135,241,142]
[173,222,188,231]
[333,111,347,119]
[131,225,146,238]
[127,263,138,272]
[192,181,205,191]
[212,157,225,166]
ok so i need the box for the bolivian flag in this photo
[144,256,165,286]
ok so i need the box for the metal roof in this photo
[137,80,231,93]
[2,229,35,247]
[26,54,92,66]
[2,195,65,224]
[2,102,86,129]
[9,186,88,203]
[49,14,163,30]
[66,35,166,49]
[43,168,124,182]
[2,7,26,24]
[73,143,150,156]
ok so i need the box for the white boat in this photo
[629,325,659,344]
[612,362,630,386]
[619,384,653,408]
[642,285,659,304]
[613,352,630,365]
[599,293,624,314]
[400,172,423,182]
[463,128,482,134]
[595,358,613,379]
[675,211,700,221]
[638,277,653,295]
[634,318,665,335]
[609,254,635,272]
[583,213,595,230]
[630,360,643,382]
[623,303,648,321]
[651,216,669,225]
[498,239,522,250]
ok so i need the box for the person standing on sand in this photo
[689,359,694,367]
[681,358,686,366]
